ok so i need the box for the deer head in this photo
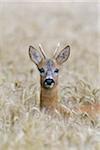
[29,43,70,89]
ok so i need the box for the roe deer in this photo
[29,43,71,118]
[28,44,100,120]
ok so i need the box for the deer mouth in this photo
[44,83,55,89]
[44,79,55,89]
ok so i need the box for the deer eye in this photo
[38,68,45,73]
[54,68,59,73]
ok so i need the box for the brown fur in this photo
[79,102,100,121]
[40,82,71,118]
[40,86,58,111]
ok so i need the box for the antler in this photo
[53,42,60,58]
[39,44,46,58]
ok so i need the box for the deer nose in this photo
[45,79,55,85]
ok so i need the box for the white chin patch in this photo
[45,83,54,89]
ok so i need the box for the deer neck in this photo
[40,85,59,110]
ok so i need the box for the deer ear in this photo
[56,45,70,65]
[29,46,43,65]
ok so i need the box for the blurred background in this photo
[0,2,99,87]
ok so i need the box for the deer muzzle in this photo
[44,78,55,89]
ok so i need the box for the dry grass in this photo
[0,2,100,150]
